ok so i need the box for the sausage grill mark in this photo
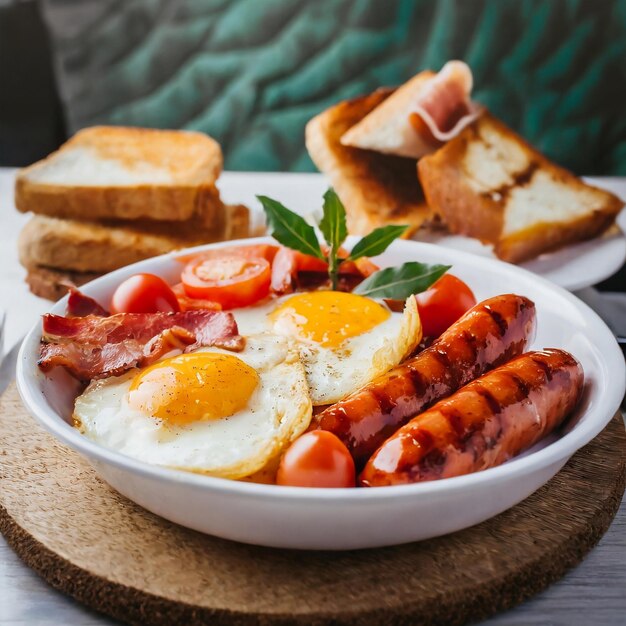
[474,386,502,415]
[483,305,508,336]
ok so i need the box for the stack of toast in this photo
[306,62,623,263]
[16,126,250,300]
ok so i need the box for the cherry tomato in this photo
[110,273,180,314]
[277,431,356,488]
[415,274,477,338]
[181,255,271,309]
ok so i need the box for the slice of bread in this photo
[340,72,436,158]
[418,112,624,263]
[25,265,102,301]
[306,89,432,237]
[18,204,251,274]
[15,126,223,221]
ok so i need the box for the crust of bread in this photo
[306,89,431,237]
[495,214,621,263]
[15,126,223,221]
[18,204,251,274]
[418,112,624,263]
[24,265,101,301]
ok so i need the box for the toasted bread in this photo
[418,112,624,263]
[306,89,431,237]
[15,126,223,221]
[25,265,101,301]
[18,204,251,274]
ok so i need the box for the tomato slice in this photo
[415,274,477,338]
[177,244,279,265]
[270,247,380,294]
[181,255,271,309]
[171,283,222,311]
[277,431,356,488]
[110,273,180,314]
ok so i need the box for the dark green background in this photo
[34,0,626,174]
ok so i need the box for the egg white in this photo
[73,334,312,479]
[232,294,422,405]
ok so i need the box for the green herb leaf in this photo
[319,188,348,290]
[319,188,348,252]
[353,262,451,299]
[347,225,409,261]
[257,195,324,261]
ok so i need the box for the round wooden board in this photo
[0,383,624,626]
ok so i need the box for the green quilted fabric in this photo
[41,0,626,174]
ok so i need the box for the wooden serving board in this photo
[0,382,624,626]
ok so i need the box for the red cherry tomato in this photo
[110,273,180,314]
[181,255,271,309]
[415,274,477,338]
[277,431,356,488]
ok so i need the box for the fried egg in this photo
[234,292,421,405]
[73,334,312,478]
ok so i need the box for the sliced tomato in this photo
[270,248,326,293]
[415,274,477,338]
[181,255,271,309]
[177,244,279,265]
[110,273,180,314]
[271,247,380,294]
[171,283,222,311]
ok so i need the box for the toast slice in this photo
[25,265,102,301]
[15,126,223,221]
[18,204,251,274]
[306,89,432,237]
[418,113,624,263]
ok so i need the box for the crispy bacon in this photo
[39,309,244,381]
[66,287,109,317]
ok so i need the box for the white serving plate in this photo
[16,237,626,550]
[218,172,626,291]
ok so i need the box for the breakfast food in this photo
[314,294,536,466]
[418,113,624,263]
[74,335,311,479]
[35,189,584,487]
[234,291,421,406]
[306,61,623,263]
[341,61,481,159]
[16,127,252,300]
[15,126,223,221]
[305,89,432,237]
[25,265,100,301]
[39,307,244,380]
[18,204,249,274]
[360,349,583,486]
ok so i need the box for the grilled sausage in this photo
[360,349,583,486]
[313,294,536,467]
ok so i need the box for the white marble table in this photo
[0,167,624,625]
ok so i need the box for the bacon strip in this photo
[66,287,109,317]
[39,310,244,381]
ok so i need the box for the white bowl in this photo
[16,237,626,550]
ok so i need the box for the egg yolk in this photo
[269,291,390,347]
[128,352,259,426]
